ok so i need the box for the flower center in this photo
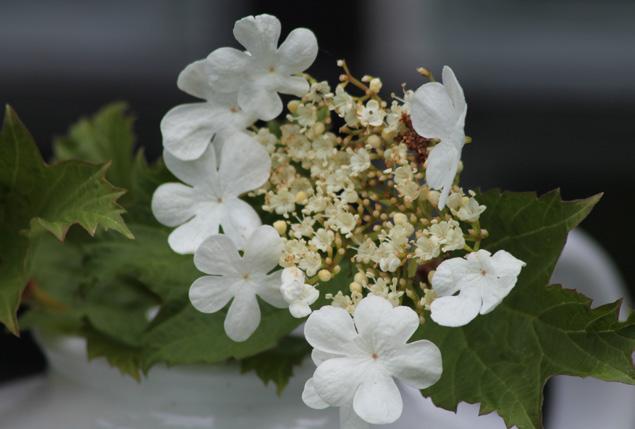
[243,273,251,280]
[371,352,379,360]
[229,105,239,113]
[268,65,276,73]
[216,197,224,203]
[480,269,487,276]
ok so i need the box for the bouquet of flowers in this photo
[1,13,633,429]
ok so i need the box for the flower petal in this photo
[161,103,216,161]
[374,306,421,353]
[233,14,281,59]
[353,367,403,424]
[238,84,283,121]
[218,133,271,197]
[206,47,250,92]
[276,75,310,97]
[383,340,443,389]
[151,183,197,227]
[410,82,454,140]
[313,357,368,406]
[163,145,220,191]
[311,349,341,366]
[431,256,471,297]
[193,234,242,276]
[277,28,318,74]
[242,225,283,274]
[302,378,329,410]
[425,142,460,209]
[353,294,393,338]
[442,66,467,120]
[224,288,261,342]
[256,270,287,309]
[340,406,371,429]
[290,302,311,318]
[305,306,359,355]
[167,210,222,255]
[430,284,482,327]
[189,275,235,314]
[177,59,214,100]
[221,198,262,250]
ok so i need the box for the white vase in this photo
[0,334,339,429]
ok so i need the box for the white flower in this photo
[428,220,465,252]
[302,295,443,426]
[280,267,319,318]
[415,236,441,262]
[373,242,401,273]
[188,226,287,342]
[331,85,359,127]
[350,149,371,175]
[310,228,334,252]
[357,99,385,127]
[152,134,270,254]
[161,60,257,161]
[447,192,486,223]
[206,14,318,121]
[410,66,467,209]
[430,249,525,327]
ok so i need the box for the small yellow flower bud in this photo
[273,220,287,235]
[318,269,332,282]
[349,282,362,294]
[287,100,300,113]
[367,134,381,148]
[427,190,440,207]
[369,78,382,93]
[312,122,325,136]
[354,272,366,284]
[333,265,341,274]
[295,191,308,204]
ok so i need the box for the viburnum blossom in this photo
[302,295,443,427]
[188,226,287,342]
[430,249,526,327]
[280,267,319,318]
[151,133,270,254]
[206,14,318,121]
[160,59,256,161]
[410,66,467,209]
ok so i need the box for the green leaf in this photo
[419,190,635,429]
[240,336,312,394]
[54,102,135,190]
[0,106,132,334]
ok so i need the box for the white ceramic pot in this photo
[0,335,339,429]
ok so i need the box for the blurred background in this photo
[1,0,634,407]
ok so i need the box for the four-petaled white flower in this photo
[280,267,319,318]
[410,66,467,209]
[302,295,443,428]
[152,133,270,254]
[189,226,287,342]
[430,249,526,327]
[206,14,318,121]
[161,59,257,161]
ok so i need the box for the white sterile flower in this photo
[357,99,386,127]
[152,134,270,254]
[161,60,256,161]
[280,267,319,318]
[430,249,526,327]
[410,66,467,209]
[189,226,287,342]
[302,295,443,427]
[446,192,486,223]
[206,14,318,121]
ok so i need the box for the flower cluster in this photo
[151,13,526,428]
